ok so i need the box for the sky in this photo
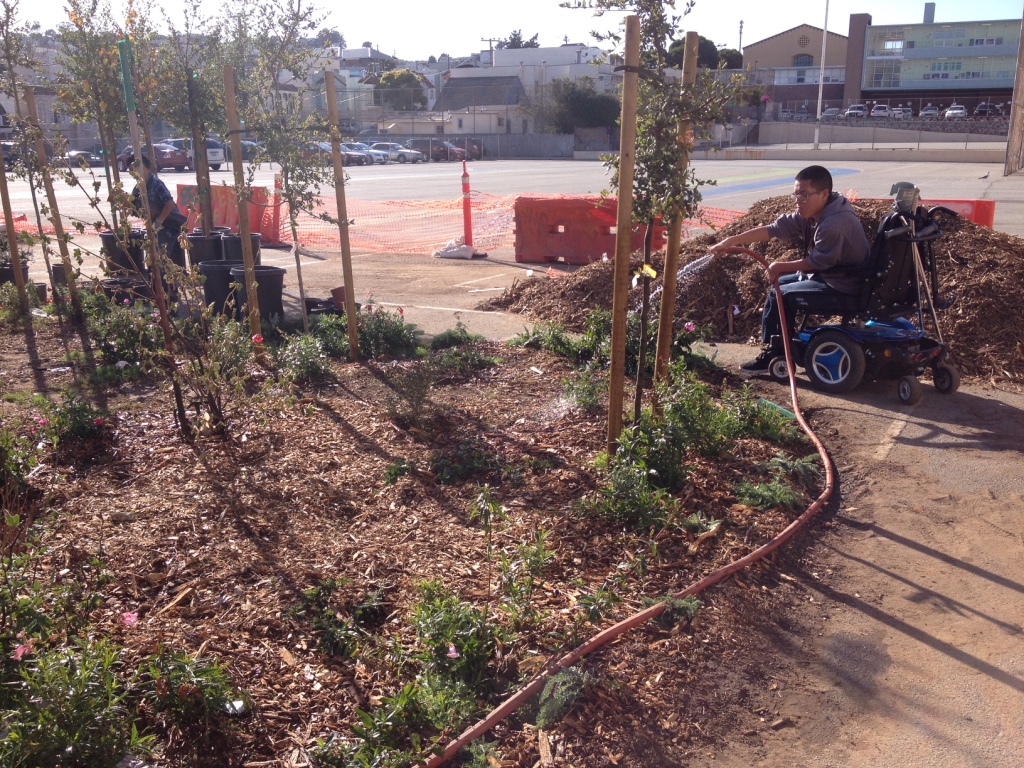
[20,0,1024,61]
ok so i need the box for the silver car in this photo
[369,142,424,164]
[344,142,389,165]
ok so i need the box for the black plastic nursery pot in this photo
[222,233,262,265]
[230,265,286,324]
[186,233,223,264]
[99,229,147,276]
[0,260,29,286]
[100,276,153,306]
[198,260,244,318]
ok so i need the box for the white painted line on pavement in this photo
[468,288,504,293]
[455,274,506,286]
[873,417,909,462]
[376,302,499,315]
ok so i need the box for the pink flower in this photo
[252,334,264,344]
[123,298,130,304]
[398,307,404,317]
[446,643,460,659]
[12,638,34,661]
[93,418,104,426]
[121,611,138,626]
[684,322,696,332]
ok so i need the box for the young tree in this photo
[377,68,426,111]
[231,0,335,331]
[155,0,224,235]
[573,0,741,421]
[57,0,127,226]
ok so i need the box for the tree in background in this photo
[546,77,620,133]
[718,48,742,69]
[56,0,127,226]
[497,30,540,49]
[155,0,224,235]
[377,68,426,111]
[667,34,718,69]
[314,27,344,47]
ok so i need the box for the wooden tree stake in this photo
[223,63,261,338]
[653,31,699,390]
[325,70,360,361]
[606,15,641,455]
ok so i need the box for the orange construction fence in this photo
[920,198,995,228]
[513,195,667,265]
[175,185,279,243]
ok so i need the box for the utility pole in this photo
[739,20,743,52]
[480,37,500,66]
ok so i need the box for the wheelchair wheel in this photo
[932,363,960,394]
[804,330,866,394]
[898,375,923,405]
[768,356,790,383]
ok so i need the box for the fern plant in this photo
[536,667,594,728]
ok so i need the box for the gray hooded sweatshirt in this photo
[766,193,870,294]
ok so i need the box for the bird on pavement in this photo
[979,172,990,179]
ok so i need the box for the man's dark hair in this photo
[132,155,154,170]
[795,165,833,194]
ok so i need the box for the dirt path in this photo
[697,347,1024,767]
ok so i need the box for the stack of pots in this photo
[196,229,278,321]
[99,229,147,276]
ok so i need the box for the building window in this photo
[934,29,966,47]
[793,54,812,67]
[497,117,505,127]
[457,118,463,129]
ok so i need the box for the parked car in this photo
[919,105,940,119]
[973,102,1001,117]
[794,109,810,121]
[343,142,388,164]
[778,109,793,120]
[451,137,484,160]
[822,107,842,120]
[370,142,424,164]
[313,142,368,166]
[162,137,226,171]
[225,140,262,162]
[404,138,466,162]
[845,104,868,118]
[116,142,189,172]
[944,105,967,119]
[870,105,891,118]
[63,149,105,167]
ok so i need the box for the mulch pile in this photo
[483,196,1024,384]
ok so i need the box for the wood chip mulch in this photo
[2,320,825,767]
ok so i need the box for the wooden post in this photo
[653,31,699,390]
[606,15,641,456]
[24,87,83,320]
[223,63,261,338]
[325,70,360,361]
[0,155,28,315]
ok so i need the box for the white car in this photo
[164,137,226,171]
[844,104,868,118]
[944,105,967,119]
[870,105,891,118]
[369,142,425,164]
[344,142,389,165]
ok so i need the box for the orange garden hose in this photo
[419,247,835,766]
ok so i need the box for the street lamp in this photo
[813,0,830,150]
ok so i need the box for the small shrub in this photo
[679,511,719,535]
[578,582,620,624]
[511,322,580,360]
[518,529,555,576]
[137,647,237,729]
[39,393,106,449]
[411,670,477,731]
[279,334,330,384]
[536,667,594,728]
[431,347,496,378]
[430,321,484,350]
[86,297,164,366]
[412,580,496,690]
[359,307,421,359]
[383,458,413,485]
[384,362,435,427]
[0,640,153,766]
[584,459,675,529]
[430,440,501,485]
[310,313,351,358]
[561,368,603,413]
[735,478,804,510]
[724,388,800,444]
[643,595,702,630]
[766,452,822,490]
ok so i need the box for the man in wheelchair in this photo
[710,165,870,375]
